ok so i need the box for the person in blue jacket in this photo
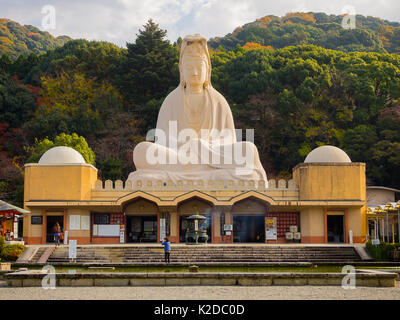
[161,237,171,264]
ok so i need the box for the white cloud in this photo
[0,0,399,47]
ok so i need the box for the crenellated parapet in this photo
[94,178,298,191]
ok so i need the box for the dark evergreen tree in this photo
[0,54,12,73]
[121,19,179,106]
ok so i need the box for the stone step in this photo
[52,251,359,255]
[48,257,359,261]
[30,248,46,263]
[45,245,362,264]
[49,251,360,255]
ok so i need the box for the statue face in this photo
[182,56,207,87]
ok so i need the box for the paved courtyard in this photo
[1,284,400,300]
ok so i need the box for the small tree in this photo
[26,132,95,165]
[100,156,123,181]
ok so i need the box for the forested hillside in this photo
[0,18,400,207]
[209,12,400,54]
[0,19,71,60]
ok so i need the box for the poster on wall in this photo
[97,224,120,236]
[81,216,90,230]
[69,215,80,230]
[160,218,166,241]
[120,225,125,243]
[265,217,277,241]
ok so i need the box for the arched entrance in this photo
[231,197,269,243]
[177,197,213,243]
[124,198,159,243]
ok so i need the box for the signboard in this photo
[159,218,166,241]
[64,230,68,244]
[81,216,90,231]
[69,215,80,230]
[31,216,43,225]
[120,225,125,244]
[97,224,120,236]
[69,240,77,259]
[224,224,233,231]
[372,239,380,245]
[265,217,277,241]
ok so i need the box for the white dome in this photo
[39,146,86,164]
[304,145,351,163]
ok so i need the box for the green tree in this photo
[121,19,179,105]
[26,133,95,165]
[38,72,122,137]
[0,70,36,128]
[30,40,125,86]
[0,53,12,72]
[100,156,123,181]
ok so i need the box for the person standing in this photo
[53,223,61,246]
[161,237,171,264]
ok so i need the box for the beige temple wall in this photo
[24,164,98,202]
[347,206,367,243]
[125,199,159,215]
[23,208,43,244]
[300,208,325,243]
[292,162,366,244]
[230,198,268,215]
[299,207,365,244]
[167,209,178,241]
[367,188,396,205]
[293,163,366,201]
[177,198,213,216]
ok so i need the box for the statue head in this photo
[179,34,211,89]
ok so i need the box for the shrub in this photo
[0,235,4,253]
[1,243,25,261]
[365,240,400,261]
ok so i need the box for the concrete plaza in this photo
[1,284,400,300]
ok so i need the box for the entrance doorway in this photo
[17,217,23,239]
[233,215,265,243]
[327,215,345,243]
[126,216,157,243]
[179,215,211,242]
[46,215,64,243]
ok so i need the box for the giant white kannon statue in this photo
[127,34,268,184]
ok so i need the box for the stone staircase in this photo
[29,247,47,263]
[46,245,363,265]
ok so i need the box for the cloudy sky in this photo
[1,0,399,47]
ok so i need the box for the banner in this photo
[265,217,277,241]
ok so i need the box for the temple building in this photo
[22,145,367,245]
[22,35,367,245]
